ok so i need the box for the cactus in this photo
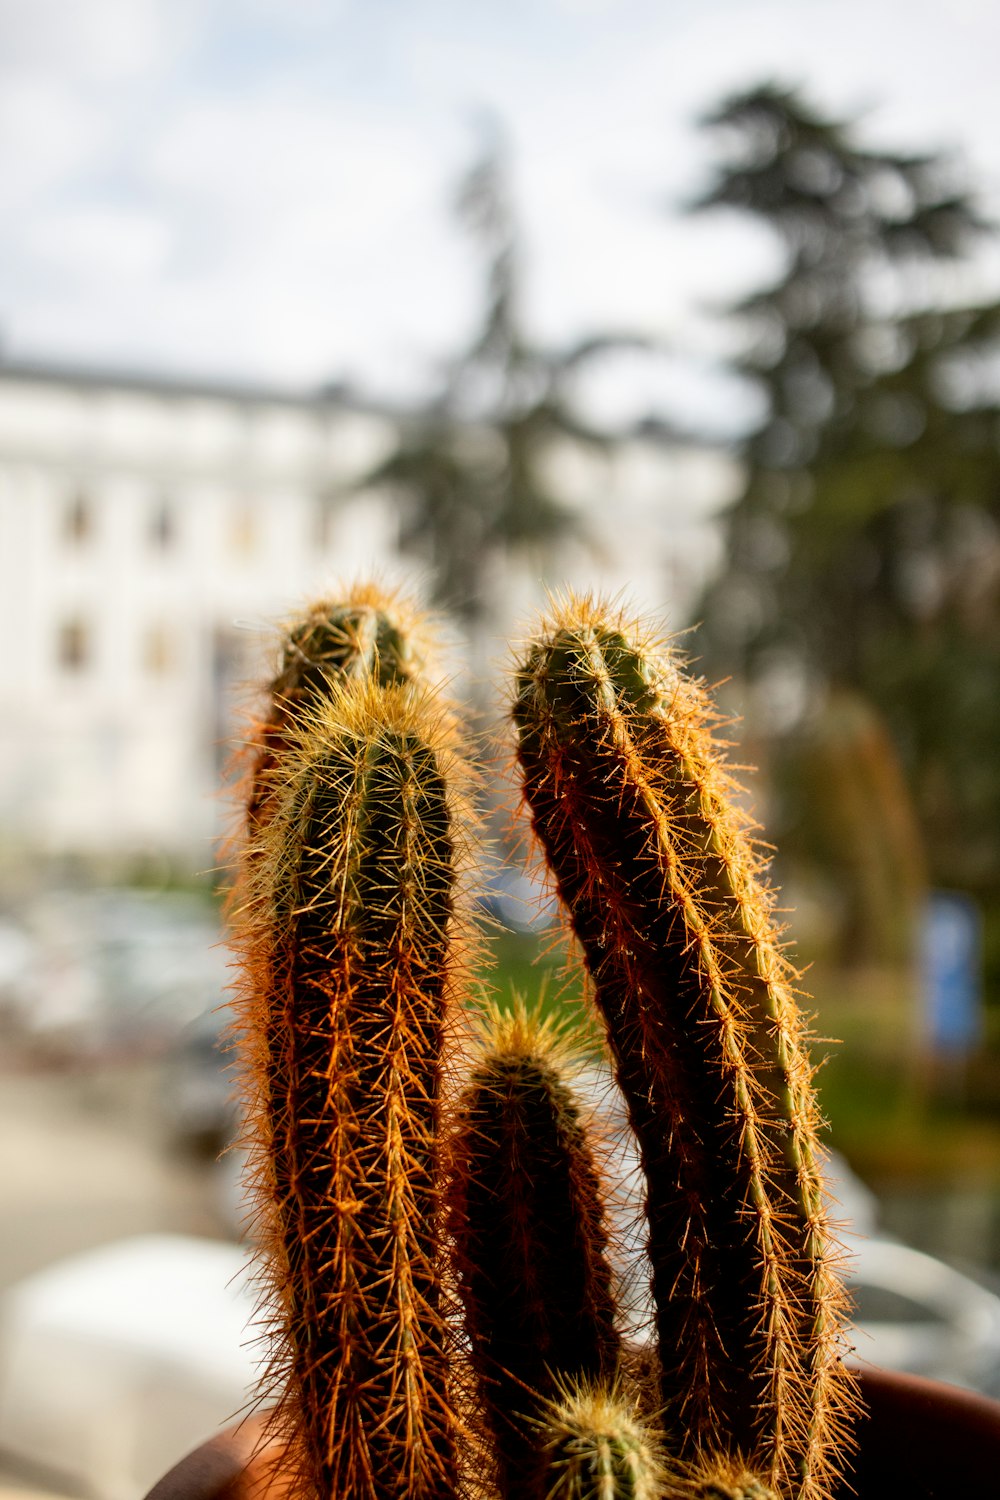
[511,594,856,1500]
[229,583,449,1407]
[241,581,438,836]
[537,1381,665,1500]
[685,1472,776,1500]
[225,582,857,1500]
[446,1001,621,1494]
[236,681,475,1500]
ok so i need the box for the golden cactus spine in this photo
[238,683,475,1500]
[512,596,856,1500]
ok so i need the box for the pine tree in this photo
[368,126,632,624]
[692,83,1000,959]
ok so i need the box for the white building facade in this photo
[0,361,733,865]
[0,363,402,865]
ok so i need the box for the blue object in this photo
[921,891,983,1054]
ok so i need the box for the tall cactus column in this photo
[239,684,473,1500]
[512,596,856,1500]
[229,583,443,1215]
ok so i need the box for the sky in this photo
[3,0,1000,426]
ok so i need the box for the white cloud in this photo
[0,0,191,81]
[147,91,445,245]
[0,79,104,210]
[569,344,762,439]
[28,207,172,279]
[1,0,999,403]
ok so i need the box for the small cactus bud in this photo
[538,1380,664,1500]
[447,1001,621,1497]
[668,1455,776,1499]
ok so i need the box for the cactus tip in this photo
[537,1377,665,1500]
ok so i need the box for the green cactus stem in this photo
[238,682,476,1500]
[447,1001,621,1498]
[538,1380,664,1500]
[512,595,856,1500]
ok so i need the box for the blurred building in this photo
[0,360,733,866]
[0,361,399,865]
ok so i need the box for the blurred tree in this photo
[369,127,633,624]
[692,84,1000,967]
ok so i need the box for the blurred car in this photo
[11,890,229,1060]
[476,862,558,933]
[160,1004,240,1157]
[0,918,35,1030]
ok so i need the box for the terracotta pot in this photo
[144,1366,1000,1500]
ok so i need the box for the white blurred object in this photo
[0,922,34,1019]
[843,1234,1000,1393]
[579,1065,1000,1392]
[477,863,558,933]
[824,1148,880,1238]
[0,1235,264,1500]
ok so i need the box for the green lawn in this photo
[478,936,1000,1187]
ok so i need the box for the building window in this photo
[314,498,338,552]
[63,492,93,546]
[230,502,257,558]
[57,618,90,672]
[142,623,174,676]
[212,625,260,776]
[150,499,175,550]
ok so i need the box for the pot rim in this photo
[143,1365,1000,1500]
